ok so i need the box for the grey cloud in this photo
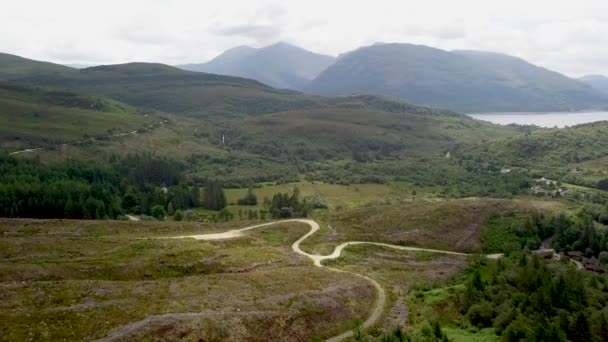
[214,24,281,41]
[403,23,467,41]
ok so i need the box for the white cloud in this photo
[1,0,607,76]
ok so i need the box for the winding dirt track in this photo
[171,219,491,341]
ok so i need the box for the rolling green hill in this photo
[305,43,608,112]
[178,42,335,89]
[0,54,312,118]
[452,121,608,188]
[0,82,150,151]
[0,53,77,80]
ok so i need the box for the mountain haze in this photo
[178,42,335,89]
[580,75,608,95]
[305,43,608,112]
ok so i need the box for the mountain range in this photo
[176,42,607,112]
[305,43,607,112]
[2,41,608,116]
[1,48,607,188]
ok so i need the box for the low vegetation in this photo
[303,198,562,254]
[0,219,375,341]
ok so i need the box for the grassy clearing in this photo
[302,198,563,255]
[224,180,430,209]
[0,219,375,341]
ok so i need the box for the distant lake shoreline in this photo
[468,111,608,128]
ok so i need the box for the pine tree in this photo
[203,180,226,210]
[571,312,591,342]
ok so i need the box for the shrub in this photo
[174,210,183,221]
[467,301,495,328]
[151,205,166,220]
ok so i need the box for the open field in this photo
[0,219,375,341]
[301,198,563,255]
[224,181,434,209]
[0,197,576,341]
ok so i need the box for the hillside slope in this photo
[0,82,150,151]
[305,43,608,112]
[178,42,335,89]
[0,52,78,80]
[1,58,313,118]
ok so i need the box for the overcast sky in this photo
[2,0,608,77]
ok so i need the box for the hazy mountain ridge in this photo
[580,74,608,95]
[305,43,608,112]
[177,42,335,89]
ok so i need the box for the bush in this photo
[306,195,328,209]
[467,301,495,328]
[151,205,166,220]
[121,193,139,212]
[174,210,183,221]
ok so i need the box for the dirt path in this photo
[125,215,140,221]
[169,219,495,341]
[96,219,501,341]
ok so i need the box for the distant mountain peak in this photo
[177,42,335,89]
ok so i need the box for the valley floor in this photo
[1,194,602,341]
[0,210,487,341]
